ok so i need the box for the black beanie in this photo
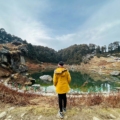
[58,61,64,66]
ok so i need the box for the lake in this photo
[31,70,119,93]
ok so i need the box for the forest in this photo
[0,28,120,64]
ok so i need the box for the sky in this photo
[0,0,120,51]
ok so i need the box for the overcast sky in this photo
[0,0,120,51]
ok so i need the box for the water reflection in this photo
[31,71,119,93]
[88,83,111,93]
[41,85,55,93]
[40,83,114,93]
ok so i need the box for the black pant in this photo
[58,93,67,112]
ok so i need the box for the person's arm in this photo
[53,72,58,86]
[67,71,71,83]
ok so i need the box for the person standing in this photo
[53,61,71,119]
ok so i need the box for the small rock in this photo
[64,115,68,119]
[110,71,120,76]
[7,115,12,118]
[0,111,7,119]
[21,113,26,118]
[110,114,116,119]
[93,116,100,120]
[38,115,42,119]
[7,107,15,111]
[4,115,12,120]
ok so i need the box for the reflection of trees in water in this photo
[31,70,120,92]
[98,70,120,88]
[68,70,118,92]
[70,71,94,89]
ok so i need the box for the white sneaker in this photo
[56,111,64,119]
[63,108,66,113]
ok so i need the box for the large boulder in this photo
[0,43,28,73]
[39,75,52,82]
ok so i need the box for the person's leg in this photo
[58,94,63,112]
[62,93,67,109]
[57,94,64,118]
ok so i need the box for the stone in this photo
[1,54,8,62]
[20,55,25,64]
[18,64,28,73]
[1,64,8,68]
[21,113,26,118]
[0,48,9,54]
[12,41,22,45]
[29,77,36,84]
[39,75,52,82]
[32,84,40,87]
[93,117,100,120]
[5,115,12,119]
[0,43,28,74]
[0,111,7,119]
[24,81,32,85]
[109,114,116,119]
[38,115,42,119]
[32,84,41,91]
[110,71,120,76]
[7,107,15,111]
[64,115,68,119]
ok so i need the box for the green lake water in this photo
[31,70,120,93]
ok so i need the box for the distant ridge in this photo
[0,28,120,64]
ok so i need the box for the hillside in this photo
[85,56,120,81]
[0,29,120,120]
[1,28,120,65]
[0,28,58,63]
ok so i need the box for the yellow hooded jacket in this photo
[53,67,71,94]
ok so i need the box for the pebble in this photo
[93,116,100,120]
[7,107,15,111]
[38,115,42,119]
[0,111,7,119]
[21,113,26,118]
[109,114,116,119]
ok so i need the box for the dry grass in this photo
[0,83,38,105]
[0,84,120,120]
[0,83,120,109]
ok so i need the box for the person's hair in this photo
[58,61,64,66]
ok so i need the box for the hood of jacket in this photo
[54,67,67,77]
